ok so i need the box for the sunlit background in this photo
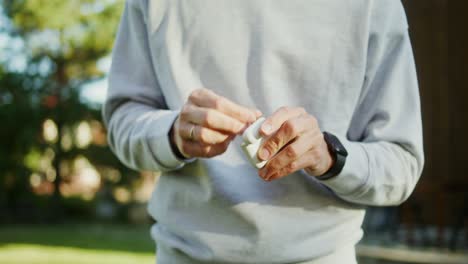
[0,0,466,264]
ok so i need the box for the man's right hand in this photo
[171,88,262,159]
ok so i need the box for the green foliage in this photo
[4,0,124,81]
[0,0,141,223]
[0,71,49,221]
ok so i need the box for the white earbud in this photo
[241,117,268,168]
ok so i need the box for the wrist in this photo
[169,117,191,160]
[305,140,336,176]
[315,132,348,181]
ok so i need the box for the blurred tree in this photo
[0,69,49,221]
[0,0,140,222]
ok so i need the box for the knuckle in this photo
[190,88,208,100]
[273,163,283,172]
[308,155,320,169]
[198,129,208,143]
[205,144,227,158]
[222,138,231,147]
[188,90,199,101]
[313,147,322,158]
[202,111,214,126]
[201,88,212,94]
[180,104,191,117]
[174,120,184,134]
[279,106,290,114]
[309,115,318,126]
[264,163,275,173]
[231,121,243,132]
[218,144,229,155]
[286,162,297,173]
[285,146,298,159]
[196,88,207,94]
[307,162,318,171]
[283,120,297,136]
[181,143,191,155]
[212,97,223,109]
[267,161,279,171]
[247,111,257,121]
[289,161,298,171]
[204,150,216,158]
[200,146,211,157]
[181,104,190,113]
[272,135,283,146]
[297,107,307,114]
[188,94,196,102]
[267,137,281,152]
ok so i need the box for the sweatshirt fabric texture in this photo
[103,0,424,263]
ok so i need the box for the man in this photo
[103,0,424,263]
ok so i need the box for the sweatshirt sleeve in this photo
[102,0,189,172]
[319,0,425,206]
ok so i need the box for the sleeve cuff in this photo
[317,135,370,196]
[147,110,196,171]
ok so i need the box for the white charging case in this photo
[240,117,268,168]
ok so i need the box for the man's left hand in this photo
[257,106,335,181]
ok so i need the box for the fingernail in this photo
[255,110,263,117]
[259,148,270,160]
[251,112,257,121]
[262,123,272,134]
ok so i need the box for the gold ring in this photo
[189,124,195,141]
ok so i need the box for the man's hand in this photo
[257,106,335,181]
[171,88,262,159]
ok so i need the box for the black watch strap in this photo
[168,118,193,161]
[316,132,348,181]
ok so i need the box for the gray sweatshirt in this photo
[103,0,424,263]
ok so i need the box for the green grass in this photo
[0,223,156,264]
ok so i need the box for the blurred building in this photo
[364,0,468,250]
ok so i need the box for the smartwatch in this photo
[315,132,348,181]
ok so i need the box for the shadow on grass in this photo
[0,223,155,254]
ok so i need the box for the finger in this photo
[266,150,317,181]
[180,140,231,158]
[258,114,318,161]
[181,104,245,134]
[264,153,312,181]
[189,88,259,123]
[259,106,307,136]
[258,131,321,179]
[178,121,230,144]
[254,109,263,119]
